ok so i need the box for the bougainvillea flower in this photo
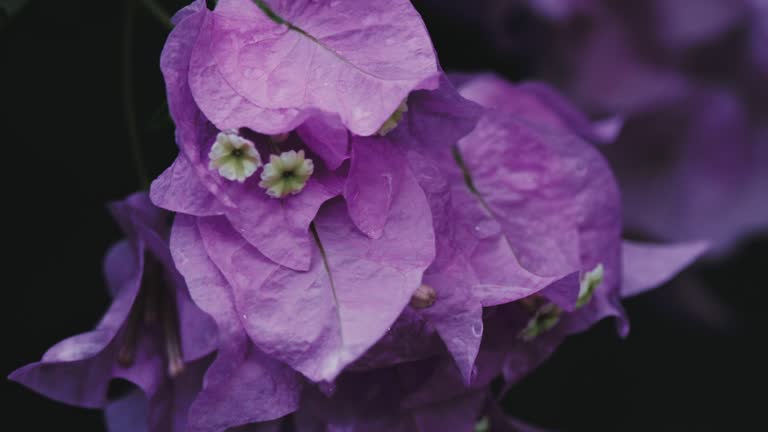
[429,72,625,366]
[8,193,219,430]
[364,74,706,392]
[334,76,580,381]
[152,0,485,387]
[334,73,704,387]
[151,0,456,273]
[153,0,344,271]
[443,74,708,382]
[160,81,482,388]
[10,194,305,432]
[11,1,726,430]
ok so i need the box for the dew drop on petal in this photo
[473,219,501,239]
[471,321,483,338]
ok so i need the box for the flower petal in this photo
[620,240,709,298]
[191,0,440,136]
[170,215,302,431]
[198,170,434,382]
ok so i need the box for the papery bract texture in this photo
[190,0,440,136]
[192,183,434,382]
[171,215,302,432]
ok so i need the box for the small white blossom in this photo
[377,99,409,136]
[208,132,262,182]
[259,150,314,198]
[518,303,561,341]
[577,263,605,308]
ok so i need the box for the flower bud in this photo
[409,284,437,309]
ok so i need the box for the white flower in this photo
[208,132,262,183]
[259,150,314,198]
[377,99,409,136]
[577,263,605,308]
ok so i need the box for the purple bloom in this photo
[151,0,449,272]
[604,89,768,252]
[356,74,707,393]
[9,193,218,430]
[447,74,708,384]
[532,1,768,251]
[152,0,482,387]
[12,2,719,429]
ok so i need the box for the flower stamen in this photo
[377,99,409,136]
[518,303,561,341]
[576,263,604,308]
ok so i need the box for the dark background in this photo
[2,1,765,430]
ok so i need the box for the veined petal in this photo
[189,0,440,136]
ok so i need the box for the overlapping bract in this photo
[11,1,710,431]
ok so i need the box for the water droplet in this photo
[473,219,501,239]
[471,321,483,337]
[352,107,370,120]
[318,381,336,396]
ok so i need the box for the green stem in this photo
[252,0,286,25]
[452,146,493,215]
[138,0,173,30]
[251,0,312,38]
[122,0,150,189]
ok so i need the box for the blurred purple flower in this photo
[422,0,768,251]
[539,0,768,251]
[10,194,303,432]
[9,193,219,430]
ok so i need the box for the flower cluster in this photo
[11,1,709,431]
